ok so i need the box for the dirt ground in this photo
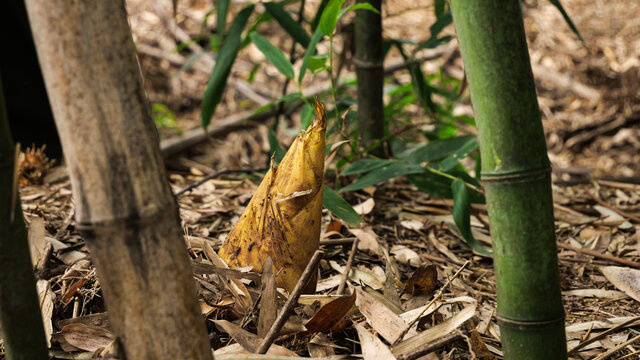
[5,0,640,359]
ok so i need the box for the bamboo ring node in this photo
[481,166,550,184]
[496,314,565,330]
[353,58,384,69]
[75,203,177,234]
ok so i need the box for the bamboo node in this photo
[496,314,565,330]
[353,57,384,69]
[481,166,550,184]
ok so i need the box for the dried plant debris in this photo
[16,169,640,359]
[19,144,55,186]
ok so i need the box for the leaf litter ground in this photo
[4,0,640,358]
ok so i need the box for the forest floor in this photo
[5,0,640,359]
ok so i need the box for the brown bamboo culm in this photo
[24,1,213,359]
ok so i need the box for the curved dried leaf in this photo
[305,291,356,332]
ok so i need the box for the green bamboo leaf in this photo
[217,0,230,36]
[252,92,303,116]
[451,179,491,256]
[307,53,329,73]
[319,0,346,36]
[298,28,324,84]
[250,32,295,80]
[397,135,476,164]
[201,5,255,128]
[338,3,379,18]
[548,0,584,42]
[340,163,424,192]
[408,171,454,199]
[300,103,314,130]
[393,41,436,114]
[436,137,478,171]
[323,186,362,226]
[311,0,331,31]
[268,127,287,164]
[263,2,311,47]
[342,158,395,176]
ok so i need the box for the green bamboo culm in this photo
[0,75,49,359]
[354,0,385,157]
[449,1,567,359]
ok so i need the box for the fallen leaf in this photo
[28,216,46,267]
[37,279,54,347]
[214,343,299,357]
[400,220,423,231]
[349,226,380,255]
[600,266,640,302]
[391,245,421,268]
[355,287,409,343]
[563,289,627,298]
[60,323,114,352]
[392,302,477,357]
[354,322,397,360]
[330,261,384,290]
[308,333,341,358]
[213,320,261,352]
[353,198,375,215]
[258,257,277,338]
[305,290,356,332]
[403,263,437,296]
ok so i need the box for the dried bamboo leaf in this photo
[354,322,397,360]
[600,266,640,302]
[355,287,410,343]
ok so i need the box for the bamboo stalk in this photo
[354,0,385,156]
[0,73,49,360]
[24,1,212,359]
[450,1,567,358]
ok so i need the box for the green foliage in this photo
[451,179,491,255]
[547,0,583,42]
[217,0,230,37]
[264,2,311,47]
[319,0,346,36]
[152,104,182,135]
[250,32,295,79]
[198,0,488,239]
[268,127,287,164]
[299,28,324,84]
[201,5,254,128]
[323,185,363,226]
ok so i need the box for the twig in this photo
[256,250,323,354]
[395,330,464,360]
[336,237,359,295]
[175,167,267,196]
[587,190,640,223]
[555,241,640,268]
[593,333,640,360]
[568,315,640,356]
[319,238,355,246]
[393,260,470,344]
